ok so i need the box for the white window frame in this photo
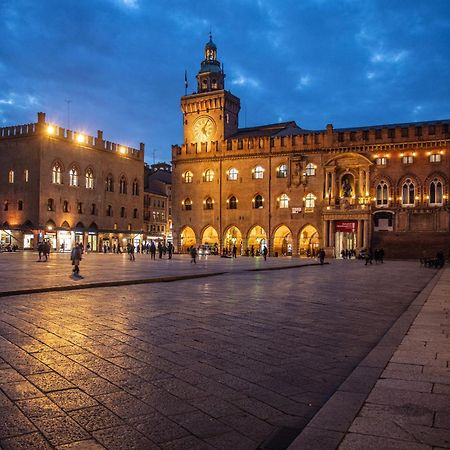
[253,165,264,179]
[85,169,94,189]
[376,181,389,206]
[277,164,288,178]
[305,163,316,176]
[227,168,238,181]
[305,193,316,208]
[279,194,289,209]
[183,171,193,183]
[402,179,415,206]
[69,167,78,186]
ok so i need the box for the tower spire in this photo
[196,33,225,93]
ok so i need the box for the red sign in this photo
[335,221,358,232]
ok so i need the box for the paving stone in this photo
[220,412,275,442]
[15,397,65,420]
[128,411,189,444]
[376,378,433,393]
[0,381,44,401]
[26,372,74,392]
[33,416,90,447]
[69,405,123,431]
[205,430,257,450]
[359,403,434,426]
[48,389,98,411]
[70,377,120,396]
[161,435,216,450]
[95,391,154,419]
[56,440,105,449]
[0,406,37,439]
[187,395,242,419]
[0,368,26,384]
[0,432,53,450]
[92,425,159,450]
[289,426,344,450]
[339,432,432,449]
[169,409,232,438]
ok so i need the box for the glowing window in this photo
[305,163,316,176]
[305,193,316,208]
[184,198,192,210]
[227,168,238,181]
[205,197,214,210]
[430,154,441,163]
[402,179,415,206]
[279,194,289,208]
[8,170,14,183]
[376,181,389,206]
[429,179,443,206]
[85,169,94,189]
[254,166,264,179]
[69,167,78,186]
[52,163,62,184]
[277,164,288,178]
[183,171,193,183]
[204,169,214,182]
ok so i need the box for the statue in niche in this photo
[342,176,353,197]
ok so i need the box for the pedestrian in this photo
[379,248,384,263]
[365,248,373,265]
[262,245,268,261]
[158,242,163,259]
[167,242,174,259]
[43,241,50,261]
[319,248,325,265]
[232,244,237,258]
[150,241,156,260]
[190,246,197,264]
[71,243,82,276]
[37,241,43,261]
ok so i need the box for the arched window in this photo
[69,167,78,186]
[254,194,264,209]
[106,175,114,192]
[52,163,62,184]
[376,181,389,206]
[85,169,94,189]
[119,175,127,194]
[253,166,264,179]
[305,163,316,176]
[228,196,237,209]
[204,169,214,182]
[205,197,214,210]
[8,170,14,183]
[183,198,192,211]
[277,164,288,178]
[429,178,443,206]
[47,198,54,211]
[402,178,415,206]
[227,168,238,181]
[132,179,139,195]
[305,193,316,208]
[183,171,193,183]
[278,193,289,208]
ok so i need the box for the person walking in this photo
[43,241,50,261]
[232,244,237,258]
[262,245,268,261]
[190,246,197,264]
[158,242,163,259]
[319,248,325,265]
[71,243,82,276]
[37,241,43,261]
[365,248,373,266]
[150,241,156,260]
[167,242,174,259]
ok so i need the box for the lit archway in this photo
[223,225,242,255]
[247,225,267,255]
[202,226,219,245]
[180,226,196,253]
[273,225,292,256]
[298,224,319,257]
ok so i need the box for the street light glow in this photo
[47,125,55,134]
[76,134,85,143]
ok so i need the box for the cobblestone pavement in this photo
[0,257,437,449]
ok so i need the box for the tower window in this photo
[8,170,14,183]
[228,196,237,209]
[277,164,288,178]
[278,194,289,209]
[254,194,264,209]
[183,171,193,183]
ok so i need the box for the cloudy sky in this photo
[1,0,449,163]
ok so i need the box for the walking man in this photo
[190,246,197,264]
[71,243,82,276]
[262,245,268,261]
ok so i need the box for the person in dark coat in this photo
[71,243,82,275]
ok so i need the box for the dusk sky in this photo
[1,0,449,164]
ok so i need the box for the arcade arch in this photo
[299,225,319,257]
[201,226,219,246]
[180,226,196,252]
[273,225,292,256]
[223,225,242,254]
[247,225,267,255]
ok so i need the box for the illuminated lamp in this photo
[47,225,53,231]
[119,146,126,154]
[415,196,420,200]
[76,134,85,143]
[400,153,404,157]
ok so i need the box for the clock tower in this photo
[181,34,240,145]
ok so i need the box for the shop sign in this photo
[291,207,302,214]
[335,221,358,232]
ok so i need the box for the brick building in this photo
[172,36,450,258]
[0,112,144,251]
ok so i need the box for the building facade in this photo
[0,112,144,251]
[172,36,450,258]
[143,162,172,244]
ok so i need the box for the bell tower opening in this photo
[196,33,225,93]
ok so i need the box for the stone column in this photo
[359,170,364,196]
[363,220,369,248]
[331,172,336,198]
[365,170,370,196]
[322,220,329,247]
[329,220,335,247]
[357,220,363,249]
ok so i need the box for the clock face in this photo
[193,116,216,142]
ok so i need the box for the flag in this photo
[184,70,188,89]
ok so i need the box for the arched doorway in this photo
[273,225,292,256]
[202,226,219,255]
[299,225,319,257]
[247,225,267,256]
[180,226,196,253]
[223,226,242,255]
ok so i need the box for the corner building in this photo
[0,112,144,251]
[173,37,450,258]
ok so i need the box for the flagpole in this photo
[184,70,188,96]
